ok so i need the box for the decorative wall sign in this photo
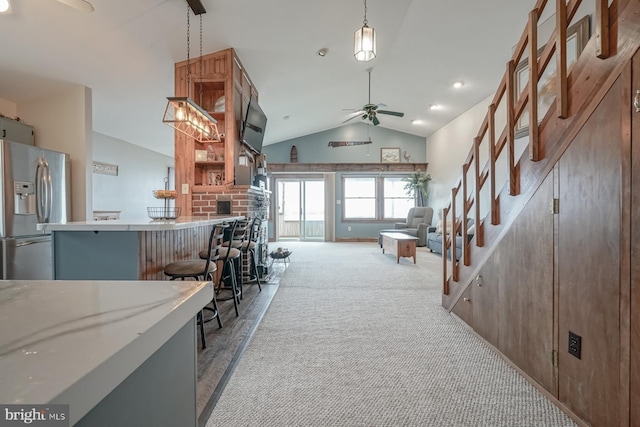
[328,140,372,147]
[92,161,119,176]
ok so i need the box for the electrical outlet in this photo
[348,226,352,231]
[181,183,189,195]
[568,331,582,359]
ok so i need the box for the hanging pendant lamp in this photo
[354,0,376,61]
[162,5,219,143]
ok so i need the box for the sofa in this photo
[427,219,475,260]
[378,207,434,247]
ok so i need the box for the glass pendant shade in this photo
[354,25,376,61]
[162,97,220,143]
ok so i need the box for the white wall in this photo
[427,7,595,222]
[427,96,492,219]
[5,91,173,222]
[0,97,17,118]
[92,133,174,219]
[18,85,93,221]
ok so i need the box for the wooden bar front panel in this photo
[139,225,211,280]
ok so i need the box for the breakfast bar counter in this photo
[38,216,243,280]
[0,279,212,426]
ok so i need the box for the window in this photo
[343,175,414,220]
[344,177,376,218]
[384,177,414,218]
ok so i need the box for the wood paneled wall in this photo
[630,48,640,427]
[455,173,555,392]
[499,172,555,392]
[138,225,211,280]
[557,75,623,425]
[451,40,640,427]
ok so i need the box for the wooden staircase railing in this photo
[441,0,614,303]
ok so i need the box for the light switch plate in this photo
[181,183,189,194]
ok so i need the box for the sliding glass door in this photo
[276,179,324,241]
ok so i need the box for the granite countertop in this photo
[37,215,244,232]
[0,279,212,424]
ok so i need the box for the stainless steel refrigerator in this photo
[0,139,70,280]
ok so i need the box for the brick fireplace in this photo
[192,185,271,277]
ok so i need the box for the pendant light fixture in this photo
[162,5,219,143]
[354,0,376,62]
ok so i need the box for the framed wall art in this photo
[380,147,400,163]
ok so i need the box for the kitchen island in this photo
[0,279,213,426]
[38,216,243,280]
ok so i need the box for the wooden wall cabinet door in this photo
[451,288,473,327]
[471,264,499,349]
[557,72,624,426]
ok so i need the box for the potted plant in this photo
[402,170,431,207]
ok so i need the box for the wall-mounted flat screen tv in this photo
[241,96,267,154]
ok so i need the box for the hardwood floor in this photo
[196,261,286,426]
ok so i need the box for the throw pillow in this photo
[435,220,443,234]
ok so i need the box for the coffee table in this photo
[380,232,418,264]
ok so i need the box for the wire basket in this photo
[147,207,181,220]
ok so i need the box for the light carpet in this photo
[206,242,576,427]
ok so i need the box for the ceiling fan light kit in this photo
[354,0,376,61]
[343,69,404,126]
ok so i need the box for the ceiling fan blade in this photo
[377,110,405,117]
[56,0,95,13]
[342,113,363,124]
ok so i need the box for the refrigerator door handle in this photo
[16,239,42,248]
[35,157,52,223]
[44,160,53,222]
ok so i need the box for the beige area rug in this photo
[207,242,576,426]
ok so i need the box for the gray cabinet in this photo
[0,117,35,145]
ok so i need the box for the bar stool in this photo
[220,219,249,300]
[200,220,242,317]
[242,217,262,292]
[164,224,224,349]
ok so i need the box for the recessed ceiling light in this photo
[317,48,329,57]
[0,0,10,13]
[453,81,464,89]
[429,104,441,111]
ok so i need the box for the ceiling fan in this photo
[343,69,404,126]
[55,0,94,13]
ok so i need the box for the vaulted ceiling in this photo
[0,0,535,157]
